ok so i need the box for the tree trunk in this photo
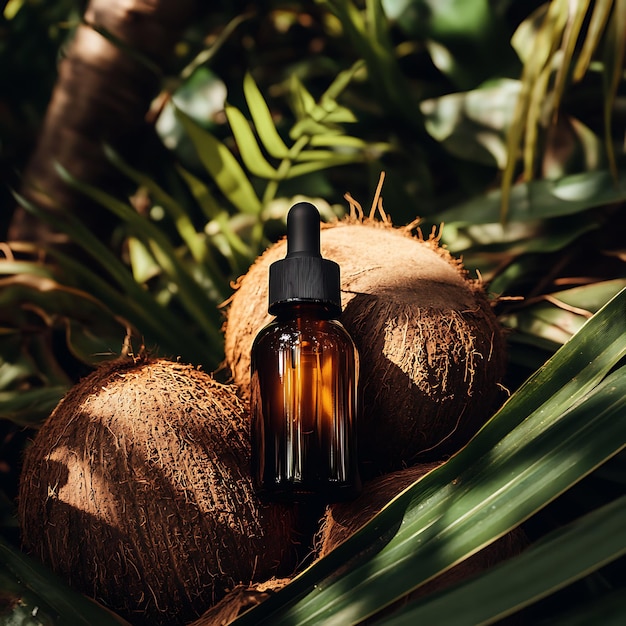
[9,0,197,244]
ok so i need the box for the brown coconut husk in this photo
[188,578,290,626]
[18,356,298,626]
[188,464,527,626]
[224,213,506,477]
[316,463,528,623]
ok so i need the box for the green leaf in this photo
[176,107,262,214]
[0,387,67,426]
[285,154,366,179]
[438,169,626,225]
[314,104,357,124]
[547,587,626,625]
[501,302,587,347]
[54,164,225,351]
[420,79,520,167]
[104,145,209,267]
[13,191,220,366]
[243,72,290,159]
[601,0,626,181]
[224,105,277,178]
[232,287,626,625]
[0,536,131,625]
[127,236,161,283]
[573,0,613,80]
[501,279,626,350]
[380,496,626,625]
[308,135,367,148]
[176,166,253,272]
[41,247,207,363]
[550,278,626,312]
[289,74,317,120]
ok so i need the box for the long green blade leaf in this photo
[232,287,626,625]
[0,536,131,625]
[55,164,224,351]
[243,72,290,159]
[176,108,262,214]
[439,169,626,225]
[225,105,278,178]
[258,366,626,625]
[381,495,626,625]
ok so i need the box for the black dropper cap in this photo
[268,202,341,315]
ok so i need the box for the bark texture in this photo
[9,0,197,243]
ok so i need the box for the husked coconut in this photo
[224,216,506,477]
[18,357,297,626]
[189,464,527,626]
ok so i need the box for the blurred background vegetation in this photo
[1,0,625,624]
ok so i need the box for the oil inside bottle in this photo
[251,305,360,502]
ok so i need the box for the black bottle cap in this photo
[268,202,341,315]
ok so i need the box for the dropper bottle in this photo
[250,202,361,502]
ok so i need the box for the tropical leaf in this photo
[231,288,626,624]
[12,191,222,367]
[500,279,626,360]
[54,164,225,349]
[314,0,417,126]
[378,496,626,625]
[176,108,263,214]
[0,387,67,427]
[438,169,626,226]
[601,0,626,180]
[104,144,219,273]
[420,79,520,168]
[0,536,131,626]
[502,0,626,220]
[243,72,290,159]
[225,105,278,178]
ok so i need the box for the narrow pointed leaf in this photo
[0,387,68,426]
[285,154,365,179]
[104,145,208,265]
[0,536,131,625]
[573,0,613,80]
[232,288,626,625]
[551,1,587,116]
[601,0,626,181]
[55,164,225,347]
[225,105,278,178]
[176,108,262,213]
[243,72,290,158]
[289,74,317,119]
[249,365,626,626]
[177,166,253,267]
[381,496,626,625]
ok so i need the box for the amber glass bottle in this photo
[250,202,361,502]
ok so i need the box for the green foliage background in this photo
[1,0,625,624]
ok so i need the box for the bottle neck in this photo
[272,301,338,321]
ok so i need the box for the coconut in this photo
[224,216,506,477]
[18,357,298,626]
[190,464,527,625]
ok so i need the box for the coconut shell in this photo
[18,357,297,626]
[317,464,528,623]
[224,219,506,477]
